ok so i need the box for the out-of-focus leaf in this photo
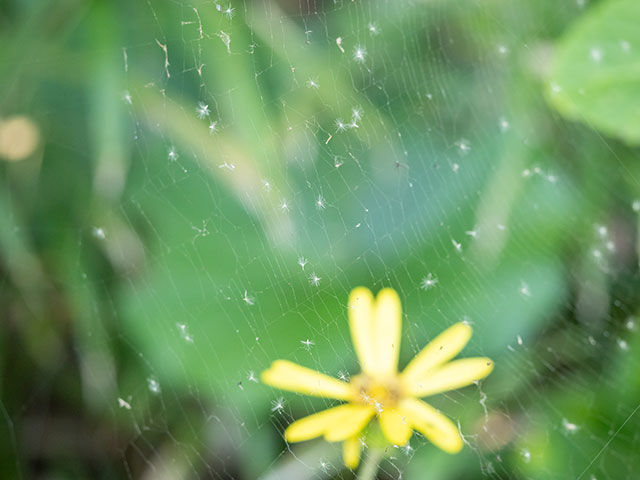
[547,0,640,145]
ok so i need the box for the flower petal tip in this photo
[376,287,400,298]
[283,426,300,443]
[456,321,473,334]
[444,439,464,454]
[475,357,495,380]
[348,286,373,304]
[260,360,283,384]
[343,437,362,469]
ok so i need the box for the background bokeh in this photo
[2,0,640,478]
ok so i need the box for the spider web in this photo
[112,0,640,478]
[7,0,640,479]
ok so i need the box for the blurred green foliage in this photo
[548,0,640,145]
[2,0,640,479]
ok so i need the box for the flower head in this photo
[261,287,494,469]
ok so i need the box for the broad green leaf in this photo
[547,0,640,145]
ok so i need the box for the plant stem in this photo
[356,448,384,480]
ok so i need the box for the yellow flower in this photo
[261,287,494,469]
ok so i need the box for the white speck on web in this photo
[196,101,210,119]
[456,139,471,155]
[353,45,367,63]
[625,317,637,331]
[147,377,161,394]
[218,161,235,170]
[186,7,204,40]
[271,397,285,412]
[301,339,315,351]
[335,118,348,132]
[562,418,579,434]
[336,37,345,54]
[191,221,210,243]
[315,195,326,210]
[280,199,289,211]
[218,31,231,54]
[308,272,321,286]
[242,290,255,306]
[452,239,462,252]
[521,448,531,463]
[368,22,380,36]
[219,3,234,19]
[590,47,603,63]
[155,39,170,79]
[318,459,332,473]
[177,323,194,343]
[297,257,308,270]
[248,371,258,383]
[118,398,132,410]
[92,227,106,240]
[306,78,319,89]
[420,273,438,290]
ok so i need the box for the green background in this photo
[2,0,640,478]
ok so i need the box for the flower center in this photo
[351,374,402,413]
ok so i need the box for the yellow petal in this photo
[348,287,377,375]
[399,398,463,453]
[373,288,402,376]
[343,436,362,469]
[402,322,472,383]
[285,404,354,442]
[285,404,375,443]
[261,360,353,400]
[404,357,494,397]
[324,405,375,441]
[379,408,412,446]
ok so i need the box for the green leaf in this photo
[547,0,640,145]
